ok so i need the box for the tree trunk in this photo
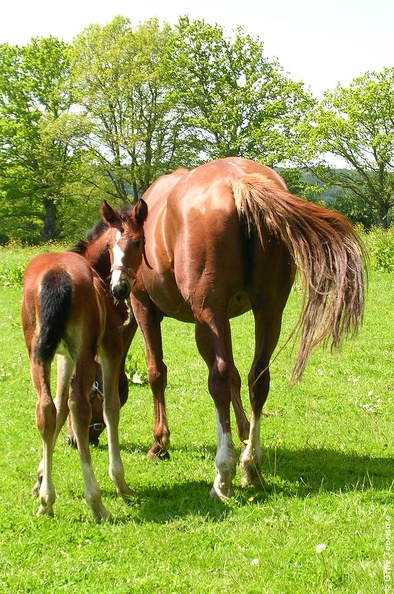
[41,197,58,242]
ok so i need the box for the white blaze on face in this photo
[111,230,125,287]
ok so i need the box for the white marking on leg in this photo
[210,413,236,500]
[240,414,263,486]
[80,459,112,523]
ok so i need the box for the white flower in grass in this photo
[315,543,327,554]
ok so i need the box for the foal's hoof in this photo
[147,444,170,460]
[93,508,113,524]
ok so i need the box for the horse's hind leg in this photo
[230,366,250,444]
[69,356,112,523]
[240,307,284,487]
[195,316,237,500]
[31,360,56,517]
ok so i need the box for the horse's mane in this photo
[69,219,108,256]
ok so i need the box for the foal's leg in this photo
[54,354,74,441]
[195,316,237,500]
[34,354,74,492]
[100,352,133,499]
[70,356,111,523]
[31,360,56,517]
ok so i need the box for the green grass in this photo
[0,245,392,593]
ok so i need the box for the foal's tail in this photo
[36,269,73,362]
[233,173,367,382]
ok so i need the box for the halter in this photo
[110,240,153,280]
[110,264,137,281]
[89,381,105,434]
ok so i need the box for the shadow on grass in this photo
[243,445,394,501]
[97,441,394,523]
[125,480,233,524]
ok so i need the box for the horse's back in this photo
[140,158,286,320]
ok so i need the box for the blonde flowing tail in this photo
[233,173,367,382]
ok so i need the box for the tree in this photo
[0,37,88,243]
[162,17,315,166]
[71,16,180,202]
[305,68,394,228]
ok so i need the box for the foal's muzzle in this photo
[110,265,136,300]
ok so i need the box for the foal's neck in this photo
[85,235,111,282]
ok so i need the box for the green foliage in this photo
[164,17,315,165]
[1,16,394,242]
[304,68,394,228]
[363,226,394,272]
[0,37,89,243]
[71,16,176,200]
[0,263,25,287]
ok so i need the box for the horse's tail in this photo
[36,269,73,362]
[232,173,367,382]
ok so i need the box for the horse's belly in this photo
[152,289,251,322]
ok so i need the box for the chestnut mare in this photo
[126,157,366,500]
[22,199,148,522]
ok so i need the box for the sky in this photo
[1,0,393,97]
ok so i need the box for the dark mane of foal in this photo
[69,203,134,256]
[69,220,108,256]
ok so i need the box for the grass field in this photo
[0,244,392,593]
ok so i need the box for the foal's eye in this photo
[133,240,142,249]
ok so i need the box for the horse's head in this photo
[101,199,148,301]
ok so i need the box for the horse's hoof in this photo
[116,482,134,500]
[209,484,234,501]
[67,435,78,449]
[241,468,266,488]
[147,445,170,460]
[37,504,54,518]
[94,510,113,524]
[121,488,135,504]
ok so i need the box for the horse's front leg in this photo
[100,353,133,499]
[31,360,56,517]
[131,297,170,459]
[70,357,112,523]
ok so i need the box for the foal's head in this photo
[101,199,148,300]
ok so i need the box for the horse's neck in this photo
[85,237,110,282]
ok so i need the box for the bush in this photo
[0,263,25,287]
[362,226,394,272]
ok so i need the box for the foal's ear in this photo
[133,199,148,225]
[101,200,119,225]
